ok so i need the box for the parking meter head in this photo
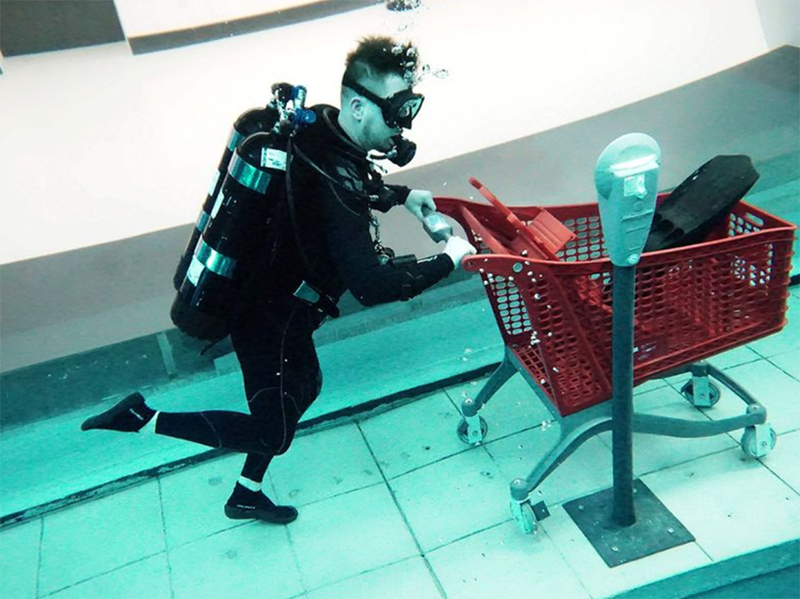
[594,133,661,267]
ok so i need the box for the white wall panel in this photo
[0,0,770,264]
[756,0,800,48]
[114,0,323,37]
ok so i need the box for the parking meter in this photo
[595,133,661,266]
[594,133,661,526]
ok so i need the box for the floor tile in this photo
[598,399,737,477]
[359,392,469,479]
[542,504,712,598]
[47,553,171,599]
[769,347,800,380]
[0,518,41,599]
[702,360,800,434]
[485,426,613,507]
[747,295,799,358]
[663,351,759,387]
[160,453,277,548]
[658,346,765,389]
[761,429,800,494]
[268,423,383,507]
[304,556,441,599]
[704,344,764,370]
[634,378,670,394]
[443,373,553,442]
[427,520,590,599]
[642,448,800,561]
[633,383,690,413]
[170,522,302,599]
[38,480,166,596]
[389,448,509,552]
[288,484,418,590]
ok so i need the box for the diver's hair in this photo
[342,36,418,85]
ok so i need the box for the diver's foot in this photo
[225,484,298,524]
[81,392,155,433]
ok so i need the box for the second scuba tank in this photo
[172,82,295,290]
[170,86,316,341]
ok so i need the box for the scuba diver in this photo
[81,36,477,524]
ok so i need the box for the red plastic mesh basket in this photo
[436,195,796,416]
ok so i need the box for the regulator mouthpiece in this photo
[385,136,416,166]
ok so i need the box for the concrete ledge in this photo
[613,538,800,599]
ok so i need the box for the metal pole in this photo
[611,264,636,526]
[593,132,661,528]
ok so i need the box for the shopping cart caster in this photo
[740,423,777,459]
[510,479,550,535]
[456,416,488,445]
[680,379,721,408]
[457,397,489,444]
[510,499,538,534]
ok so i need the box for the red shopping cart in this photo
[436,182,796,533]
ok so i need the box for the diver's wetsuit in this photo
[155,106,453,472]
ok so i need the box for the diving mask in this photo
[343,77,424,129]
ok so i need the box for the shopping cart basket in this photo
[436,184,796,532]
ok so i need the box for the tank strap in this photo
[292,280,340,319]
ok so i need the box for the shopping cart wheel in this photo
[680,380,721,408]
[456,416,488,445]
[510,499,538,535]
[740,424,777,459]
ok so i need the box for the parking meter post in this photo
[611,264,636,526]
[594,133,661,528]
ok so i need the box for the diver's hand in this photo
[442,236,477,269]
[404,189,436,222]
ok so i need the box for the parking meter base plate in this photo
[563,479,694,568]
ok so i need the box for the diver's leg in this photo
[225,307,323,523]
[81,392,156,433]
[80,299,305,457]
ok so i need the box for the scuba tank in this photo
[170,85,317,341]
[172,82,295,290]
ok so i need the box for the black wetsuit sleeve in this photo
[368,181,410,213]
[320,181,453,306]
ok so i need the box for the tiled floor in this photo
[2,285,798,599]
